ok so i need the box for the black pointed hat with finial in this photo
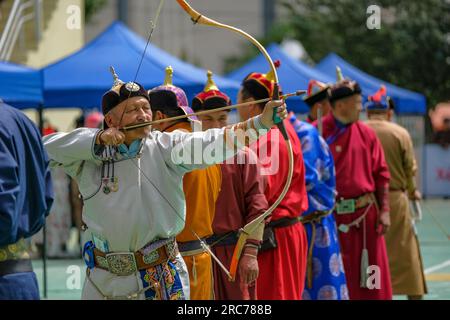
[101,66,149,117]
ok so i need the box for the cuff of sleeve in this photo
[245,239,262,246]
[253,115,270,130]
[92,130,118,161]
[92,130,104,159]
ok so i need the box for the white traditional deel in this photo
[43,118,266,299]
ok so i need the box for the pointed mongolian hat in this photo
[303,79,330,107]
[192,70,231,111]
[329,66,362,103]
[101,66,150,128]
[148,66,197,121]
[242,60,281,101]
[365,85,390,111]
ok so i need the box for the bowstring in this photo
[129,156,232,278]
[109,0,178,296]
[111,0,232,286]
[117,0,165,128]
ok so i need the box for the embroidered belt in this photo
[93,239,179,276]
[0,239,30,262]
[335,193,375,215]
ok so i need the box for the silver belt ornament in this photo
[337,201,374,234]
[96,240,178,276]
[336,198,356,215]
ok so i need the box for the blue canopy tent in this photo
[0,61,43,108]
[316,53,426,114]
[42,22,240,108]
[228,43,334,113]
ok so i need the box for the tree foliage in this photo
[85,0,107,23]
[225,0,450,107]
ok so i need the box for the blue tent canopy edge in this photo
[0,61,43,108]
[42,21,240,109]
[228,43,335,114]
[316,53,426,115]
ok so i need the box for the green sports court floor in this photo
[32,199,450,300]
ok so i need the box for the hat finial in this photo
[369,85,387,103]
[266,60,281,82]
[204,70,219,92]
[109,66,124,90]
[336,66,344,81]
[164,66,174,87]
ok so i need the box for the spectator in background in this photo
[69,114,85,237]
[433,118,450,148]
[33,129,72,258]
[85,111,104,129]
[35,111,104,259]
[74,114,85,129]
[429,103,450,148]
[42,119,58,136]
[67,111,104,257]
[33,167,71,258]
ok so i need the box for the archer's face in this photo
[312,99,332,119]
[237,89,254,122]
[106,96,152,140]
[334,94,362,124]
[198,110,229,130]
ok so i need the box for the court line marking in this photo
[425,274,450,281]
[425,259,450,274]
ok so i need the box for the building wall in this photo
[11,0,275,132]
[0,0,84,68]
[26,0,84,131]
[26,0,85,68]
[85,0,266,74]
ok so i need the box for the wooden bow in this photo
[176,0,295,282]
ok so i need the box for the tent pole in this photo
[263,0,275,37]
[37,106,48,299]
[118,0,128,24]
[42,223,47,299]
